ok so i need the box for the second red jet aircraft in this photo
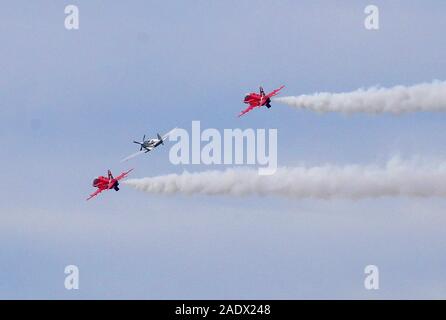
[87,169,133,200]
[239,85,285,117]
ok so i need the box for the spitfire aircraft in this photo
[86,169,133,201]
[239,85,285,117]
[121,128,177,162]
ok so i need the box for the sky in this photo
[1,0,446,299]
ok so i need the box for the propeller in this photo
[133,135,146,151]
[133,141,142,151]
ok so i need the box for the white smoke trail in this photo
[123,158,446,199]
[274,81,446,114]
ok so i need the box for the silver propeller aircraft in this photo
[121,128,176,162]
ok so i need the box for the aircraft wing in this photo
[86,188,104,201]
[266,85,285,98]
[238,104,257,117]
[121,150,146,162]
[162,128,177,141]
[115,168,134,181]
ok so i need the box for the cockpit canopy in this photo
[93,177,107,187]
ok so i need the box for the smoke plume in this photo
[274,81,446,114]
[123,158,446,199]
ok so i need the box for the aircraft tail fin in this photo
[157,133,164,145]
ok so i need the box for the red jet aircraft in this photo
[87,169,133,201]
[239,85,285,117]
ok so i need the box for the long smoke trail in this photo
[124,158,446,199]
[274,81,446,114]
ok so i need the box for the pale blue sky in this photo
[1,0,446,299]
